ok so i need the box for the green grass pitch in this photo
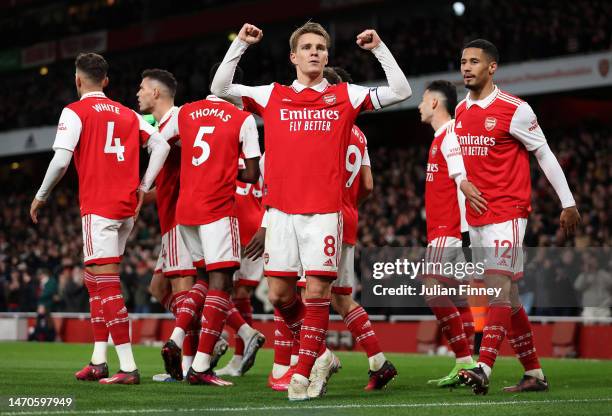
[1,342,611,415]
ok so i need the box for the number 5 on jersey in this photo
[192,126,214,166]
[104,121,125,162]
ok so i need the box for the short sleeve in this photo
[239,115,261,159]
[347,83,380,111]
[441,130,466,179]
[52,108,82,151]
[509,102,547,152]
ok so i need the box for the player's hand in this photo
[238,23,263,45]
[356,29,382,50]
[30,198,45,224]
[244,227,266,260]
[134,189,145,220]
[460,180,487,215]
[560,206,581,237]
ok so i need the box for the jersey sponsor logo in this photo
[457,133,496,156]
[528,118,539,132]
[484,116,497,131]
[431,144,438,156]
[323,94,337,105]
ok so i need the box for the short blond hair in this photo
[289,22,331,52]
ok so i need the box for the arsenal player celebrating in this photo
[136,69,204,380]
[212,22,411,400]
[417,80,477,387]
[158,73,262,386]
[455,40,581,394]
[30,53,170,384]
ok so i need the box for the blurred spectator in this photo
[132,262,153,314]
[27,305,57,342]
[574,251,612,320]
[57,266,88,312]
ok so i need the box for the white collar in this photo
[159,106,178,126]
[465,85,498,109]
[434,119,454,137]
[80,91,106,100]
[291,78,329,93]
[206,94,227,102]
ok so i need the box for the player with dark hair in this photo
[158,64,263,386]
[31,52,170,384]
[417,79,477,387]
[455,39,581,394]
[212,21,411,400]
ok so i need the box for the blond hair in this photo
[289,22,331,52]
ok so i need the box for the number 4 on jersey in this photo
[104,121,125,162]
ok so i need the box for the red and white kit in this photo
[455,86,546,279]
[214,37,409,279]
[53,92,155,265]
[423,119,468,283]
[160,95,261,271]
[298,125,370,293]
[234,157,265,286]
[153,107,196,277]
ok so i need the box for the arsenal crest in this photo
[323,94,336,105]
[484,116,497,131]
[431,145,438,156]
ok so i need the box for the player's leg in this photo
[459,221,516,395]
[268,306,295,390]
[76,262,110,381]
[331,243,396,390]
[291,212,342,400]
[88,216,139,385]
[162,225,208,380]
[187,216,252,386]
[422,238,475,387]
[504,218,548,392]
[218,255,265,376]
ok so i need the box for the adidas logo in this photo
[456,121,462,128]
[323,258,334,267]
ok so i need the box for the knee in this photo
[268,289,294,307]
[233,285,252,299]
[331,294,355,317]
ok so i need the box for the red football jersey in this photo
[161,96,261,226]
[455,87,546,226]
[155,107,181,234]
[242,80,375,214]
[53,92,154,219]
[425,120,465,242]
[342,126,369,245]
[235,173,264,246]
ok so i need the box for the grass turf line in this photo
[0,342,611,416]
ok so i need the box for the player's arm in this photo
[358,147,374,205]
[136,112,170,217]
[211,24,273,111]
[31,107,81,224]
[349,29,412,111]
[144,187,157,205]
[237,115,261,184]
[245,209,267,260]
[510,102,580,236]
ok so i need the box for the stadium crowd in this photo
[1,0,611,131]
[0,121,609,314]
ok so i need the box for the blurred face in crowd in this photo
[418,89,438,124]
[290,33,329,80]
[460,47,496,91]
[137,77,158,113]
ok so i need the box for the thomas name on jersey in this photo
[188,107,232,122]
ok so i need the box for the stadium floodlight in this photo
[453,1,465,16]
